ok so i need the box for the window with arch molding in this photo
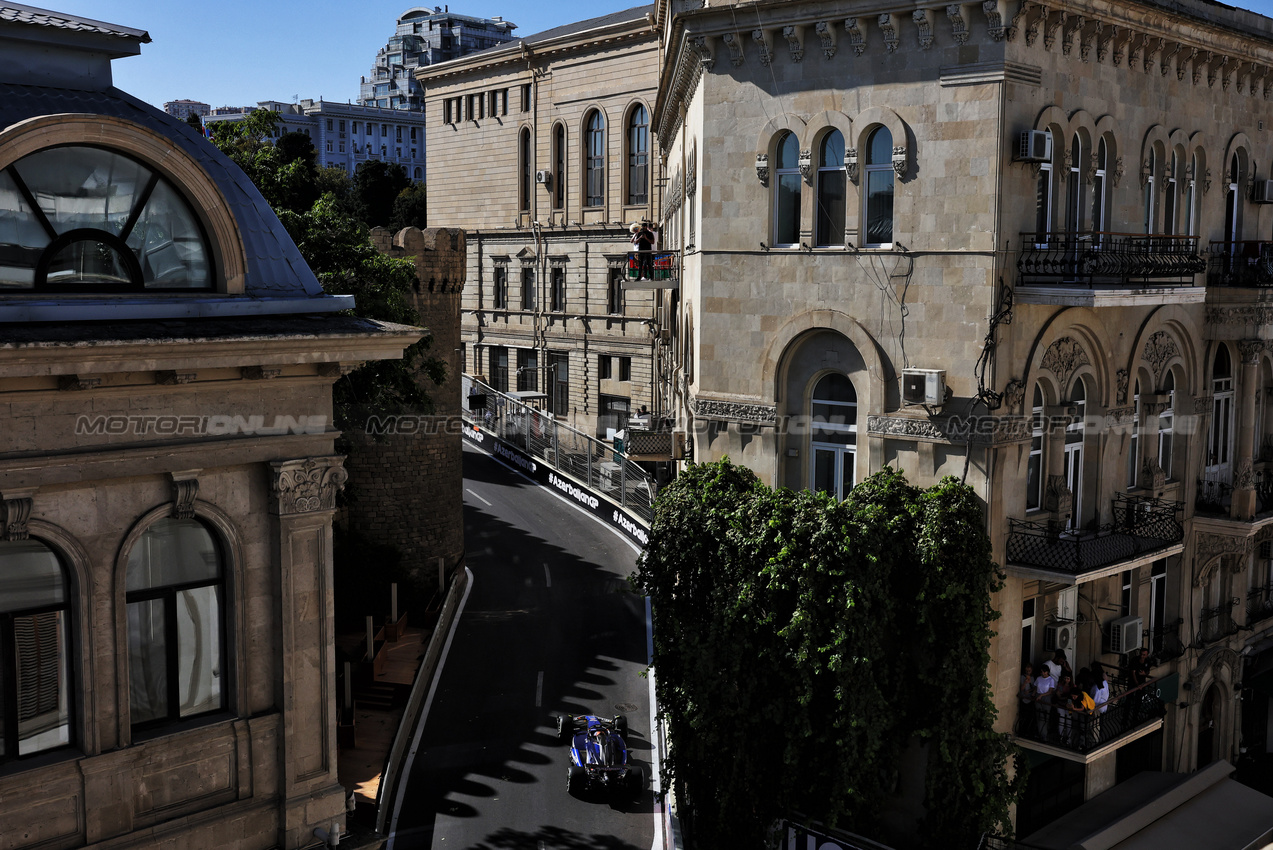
[1159,370,1175,479]
[1208,346,1235,484]
[863,126,894,247]
[1143,146,1157,234]
[1035,130,1054,245]
[1063,377,1086,530]
[815,130,846,247]
[1128,379,1141,488]
[1027,385,1045,511]
[1164,150,1179,236]
[0,538,73,762]
[626,105,648,206]
[1092,138,1109,238]
[1,145,213,290]
[1066,134,1085,236]
[772,131,801,247]
[810,372,857,499]
[553,124,566,210]
[518,128,532,213]
[585,111,605,208]
[126,517,226,730]
[1184,152,1198,237]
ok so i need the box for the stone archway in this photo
[1198,683,1222,766]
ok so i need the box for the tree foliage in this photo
[352,159,410,227]
[632,461,1023,849]
[391,181,428,232]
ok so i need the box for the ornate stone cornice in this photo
[1195,530,1251,567]
[0,489,36,541]
[866,414,1031,445]
[1207,305,1273,326]
[690,395,777,424]
[270,456,349,516]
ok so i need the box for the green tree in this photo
[352,159,410,227]
[184,113,202,132]
[632,460,1022,849]
[390,181,428,231]
[315,166,355,214]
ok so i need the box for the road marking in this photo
[536,670,544,707]
[465,487,492,506]
[544,564,552,587]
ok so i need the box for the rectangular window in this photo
[353,122,360,134]
[520,84,532,112]
[1149,559,1168,653]
[488,91,498,116]
[490,346,509,392]
[501,89,509,115]
[381,124,388,137]
[516,348,538,392]
[598,394,630,438]
[551,266,566,312]
[340,120,346,132]
[411,127,417,141]
[607,267,624,314]
[339,142,345,153]
[492,265,507,309]
[548,351,569,416]
[599,355,613,380]
[521,267,535,310]
[619,356,631,382]
[397,127,403,142]
[1121,570,1134,617]
[1027,398,1044,511]
[327,119,333,131]
[326,141,333,152]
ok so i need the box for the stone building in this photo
[0,5,419,849]
[653,0,1273,836]
[418,5,665,440]
[163,99,210,120]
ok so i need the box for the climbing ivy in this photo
[632,460,1024,849]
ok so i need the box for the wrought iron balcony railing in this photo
[1007,494,1184,576]
[1248,585,1273,625]
[1207,240,1273,287]
[1018,232,1205,285]
[1015,677,1166,754]
[1148,619,1186,662]
[1196,469,1273,517]
[1198,603,1239,644]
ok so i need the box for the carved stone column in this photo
[269,456,349,849]
[1232,341,1263,519]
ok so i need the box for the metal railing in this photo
[1197,469,1273,516]
[1148,620,1186,661]
[1006,494,1183,576]
[1014,677,1166,754]
[1018,231,1205,285]
[623,251,678,287]
[1207,240,1273,287]
[1198,603,1239,644]
[462,374,656,525]
[1248,585,1273,625]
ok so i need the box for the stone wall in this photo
[342,228,467,580]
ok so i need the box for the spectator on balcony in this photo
[1033,662,1057,739]
[631,220,656,280]
[1055,673,1075,745]
[1044,648,1072,682]
[1019,663,1036,732]
[1129,647,1153,687]
[1090,665,1110,744]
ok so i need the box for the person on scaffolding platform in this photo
[630,220,656,280]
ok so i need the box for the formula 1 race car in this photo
[556,713,643,797]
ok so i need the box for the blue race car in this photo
[556,713,643,796]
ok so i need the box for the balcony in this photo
[1147,619,1186,662]
[621,252,678,290]
[1198,602,1239,644]
[1207,240,1273,287]
[1006,494,1184,581]
[1014,677,1167,756]
[1248,585,1273,625]
[1195,469,1273,518]
[1016,232,1206,307]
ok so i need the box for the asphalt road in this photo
[388,442,657,850]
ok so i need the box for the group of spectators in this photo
[1019,649,1113,748]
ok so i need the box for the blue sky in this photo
[51,1,650,109]
[49,0,1273,110]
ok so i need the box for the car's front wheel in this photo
[613,714,628,739]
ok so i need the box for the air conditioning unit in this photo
[1017,130,1052,163]
[535,169,552,185]
[902,369,947,406]
[1044,622,1076,653]
[1254,180,1273,203]
[1108,615,1143,655]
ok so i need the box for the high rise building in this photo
[359,6,516,111]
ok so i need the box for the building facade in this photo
[419,5,665,440]
[653,0,1273,836]
[0,6,419,849]
[204,99,428,181]
[359,6,516,111]
[163,98,210,120]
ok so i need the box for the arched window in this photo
[413,167,423,181]
[1164,150,1179,235]
[1128,379,1141,488]
[0,146,212,290]
[1225,153,1242,247]
[772,131,801,247]
[864,126,895,247]
[1184,152,1198,237]
[1066,134,1085,236]
[1143,146,1157,234]
[553,124,566,210]
[810,373,857,499]
[1035,130,1055,242]
[1027,384,1045,511]
[1159,370,1175,479]
[1092,137,1109,238]
[518,128,532,213]
[585,110,605,208]
[1064,378,1086,530]
[126,517,226,729]
[0,539,73,762]
[815,130,847,247]
[626,105,648,206]
[1208,346,1235,483]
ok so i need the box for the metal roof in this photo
[0,2,150,41]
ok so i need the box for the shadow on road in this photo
[469,825,644,850]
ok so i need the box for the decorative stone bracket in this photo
[0,489,36,541]
[783,25,804,62]
[756,153,770,185]
[845,148,859,183]
[170,471,201,520]
[892,146,908,178]
[270,456,349,516]
[798,148,814,182]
